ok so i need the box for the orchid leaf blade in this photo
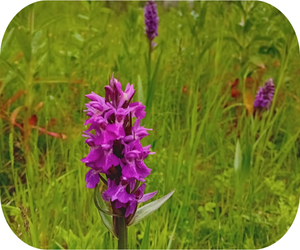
[234,139,242,172]
[128,189,175,226]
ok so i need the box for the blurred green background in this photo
[0,1,300,249]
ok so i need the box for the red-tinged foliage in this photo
[71,79,84,84]
[46,118,57,128]
[1,90,26,111]
[33,126,67,139]
[10,106,24,127]
[231,89,239,98]
[245,77,254,83]
[28,115,37,126]
[244,91,255,116]
[4,99,66,144]
[230,78,240,98]
[13,51,24,62]
[231,78,239,88]
[273,60,280,67]
[35,102,43,112]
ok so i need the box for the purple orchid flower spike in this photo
[144,0,159,42]
[254,78,275,110]
[82,73,174,248]
[82,73,156,209]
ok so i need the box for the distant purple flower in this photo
[254,78,275,110]
[144,0,159,41]
[82,73,156,218]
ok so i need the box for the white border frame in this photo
[0,1,299,249]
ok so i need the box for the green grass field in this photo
[1,1,300,249]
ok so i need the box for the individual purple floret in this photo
[254,78,275,110]
[82,74,156,219]
[144,0,159,41]
[104,181,157,217]
[120,140,153,181]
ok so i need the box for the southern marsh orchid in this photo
[82,74,174,249]
[144,0,159,43]
[254,78,275,110]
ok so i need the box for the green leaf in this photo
[151,48,163,85]
[78,14,89,20]
[251,35,271,43]
[9,132,14,168]
[268,46,281,59]
[197,4,207,29]
[36,52,48,69]
[100,7,113,14]
[140,219,151,249]
[80,0,90,11]
[235,2,246,15]
[0,57,25,83]
[249,56,264,68]
[86,32,107,46]
[37,16,65,31]
[146,48,163,109]
[128,189,175,226]
[234,139,242,172]
[198,37,217,60]
[15,27,31,63]
[242,139,252,177]
[121,37,129,56]
[144,53,149,74]
[258,46,269,55]
[93,185,117,237]
[32,30,46,55]
[88,48,107,61]
[224,36,243,50]
[137,75,144,103]
[1,27,15,53]
[244,19,252,33]
[204,202,216,213]
[73,32,84,43]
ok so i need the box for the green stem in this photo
[146,39,152,109]
[117,216,128,249]
[148,39,151,83]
